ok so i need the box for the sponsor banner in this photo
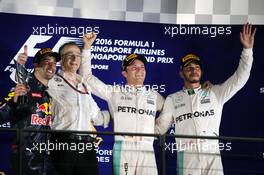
[0,12,264,174]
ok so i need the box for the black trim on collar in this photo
[56,73,89,95]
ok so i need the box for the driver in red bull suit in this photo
[0,47,60,175]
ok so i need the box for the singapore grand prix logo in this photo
[4,35,82,82]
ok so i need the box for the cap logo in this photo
[182,54,200,62]
[39,48,52,55]
[125,54,137,61]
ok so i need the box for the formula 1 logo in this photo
[4,35,82,82]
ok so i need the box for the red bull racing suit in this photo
[155,48,253,175]
[79,50,165,175]
[0,74,57,175]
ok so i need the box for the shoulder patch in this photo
[54,77,62,82]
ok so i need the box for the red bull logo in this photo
[37,102,52,116]
[31,114,51,126]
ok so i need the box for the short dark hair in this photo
[58,42,81,56]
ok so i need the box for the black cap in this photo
[33,48,60,64]
[122,54,147,70]
[180,53,201,68]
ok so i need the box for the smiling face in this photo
[34,56,57,85]
[122,59,146,86]
[37,57,57,79]
[60,44,81,73]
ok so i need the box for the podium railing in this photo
[1,128,264,175]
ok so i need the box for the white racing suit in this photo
[155,48,253,175]
[80,50,165,175]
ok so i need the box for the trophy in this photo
[14,59,29,105]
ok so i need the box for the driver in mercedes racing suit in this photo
[155,23,256,175]
[79,33,165,175]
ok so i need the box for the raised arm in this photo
[79,32,96,76]
[240,23,256,49]
[79,33,112,101]
[214,23,256,104]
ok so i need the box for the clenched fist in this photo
[83,32,97,49]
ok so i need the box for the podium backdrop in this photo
[0,13,264,175]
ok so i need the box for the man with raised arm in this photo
[155,23,256,175]
[0,47,60,175]
[81,33,165,175]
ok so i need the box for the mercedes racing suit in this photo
[155,48,253,175]
[79,49,165,175]
[0,74,56,175]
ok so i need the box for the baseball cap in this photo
[33,48,61,64]
[180,53,201,68]
[122,54,147,70]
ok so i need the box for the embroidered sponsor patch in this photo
[201,98,210,104]
[54,77,62,82]
[175,94,183,103]
[200,91,210,104]
[31,114,51,126]
[175,103,185,109]
[120,96,132,100]
[147,99,154,105]
[31,93,42,98]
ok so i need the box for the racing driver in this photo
[155,23,256,175]
[80,33,165,175]
[0,47,60,175]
